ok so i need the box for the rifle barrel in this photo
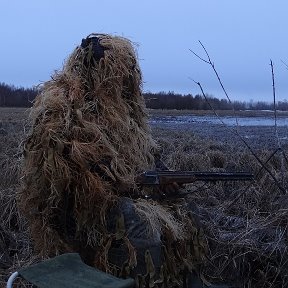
[137,171,253,185]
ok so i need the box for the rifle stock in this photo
[137,170,253,186]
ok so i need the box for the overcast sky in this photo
[1,0,287,102]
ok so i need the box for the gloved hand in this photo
[161,182,182,196]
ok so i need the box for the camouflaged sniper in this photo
[19,33,207,287]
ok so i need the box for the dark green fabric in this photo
[18,253,135,288]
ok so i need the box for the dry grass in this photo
[1,107,288,287]
[0,108,35,286]
[152,127,288,287]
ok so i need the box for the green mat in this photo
[18,253,135,288]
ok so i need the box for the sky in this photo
[0,0,287,103]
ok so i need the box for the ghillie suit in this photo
[19,34,207,287]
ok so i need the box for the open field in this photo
[0,107,288,287]
[147,108,288,118]
[0,107,30,121]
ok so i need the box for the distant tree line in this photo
[144,91,288,111]
[1,82,288,110]
[0,82,37,107]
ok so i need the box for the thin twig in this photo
[271,60,277,133]
[254,148,281,178]
[280,59,288,70]
[271,60,287,187]
[190,41,239,128]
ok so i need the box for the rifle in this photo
[137,170,253,186]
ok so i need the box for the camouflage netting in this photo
[18,34,205,287]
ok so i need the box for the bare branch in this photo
[270,60,288,186]
[281,59,288,70]
[190,41,238,127]
[270,60,277,132]
[188,48,209,64]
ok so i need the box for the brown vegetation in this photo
[153,127,288,287]
[0,107,288,287]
